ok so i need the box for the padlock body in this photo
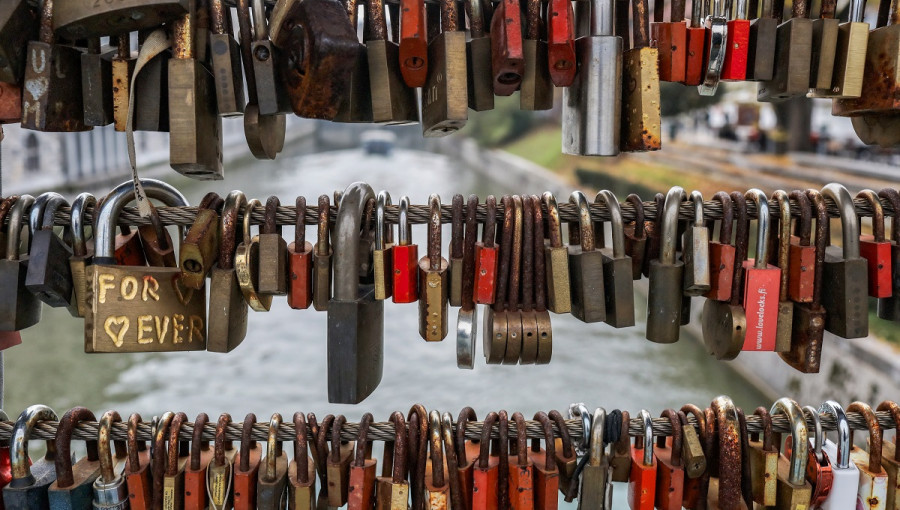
[627,450,657,510]
[325,446,352,507]
[3,458,58,510]
[578,464,610,509]
[746,17,777,81]
[706,242,735,301]
[111,56,135,131]
[621,48,661,151]
[133,51,169,132]
[682,226,710,296]
[850,447,889,510]
[168,59,223,179]
[741,260,781,351]
[252,41,292,116]
[652,22,687,82]
[809,18,839,90]
[392,244,419,303]
[0,259,42,331]
[25,230,74,308]
[422,32,468,136]
[647,259,684,343]
[561,35,622,156]
[0,83,22,124]
[449,256,463,307]
[520,40,553,112]
[654,446,684,510]
[233,450,260,510]
[209,33,245,117]
[748,442,778,506]
[508,461,533,510]
[877,243,900,320]
[823,21,868,98]
[859,236,893,298]
[820,439,860,510]
[22,42,90,132]
[374,478,408,510]
[775,457,813,510]
[774,299,793,353]
[684,25,706,85]
[347,459,375,510]
[531,463,558,510]
[258,233,289,296]
[833,24,900,115]
[822,247,868,338]
[326,286,384,404]
[179,209,219,290]
[701,299,746,360]
[258,453,289,510]
[473,243,499,305]
[720,19,750,81]
[542,245,570,312]
[467,37,495,111]
[81,49,114,127]
[490,0,525,96]
[333,42,374,123]
[0,0,38,84]
[778,301,825,373]
[288,242,314,309]
[602,251,635,328]
[568,247,606,323]
[757,18,813,102]
[48,458,101,510]
[788,239,816,302]
[288,460,316,510]
[367,41,418,124]
[207,267,249,353]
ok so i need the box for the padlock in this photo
[678,407,706,510]
[366,0,418,124]
[857,190,893,298]
[653,410,684,510]
[325,415,354,507]
[111,35,135,132]
[287,197,315,309]
[707,396,745,509]
[81,39,115,127]
[757,0,813,101]
[505,413,533,510]
[207,191,250,353]
[651,0,688,82]
[808,0,839,90]
[376,412,409,510]
[628,410,657,510]
[877,401,900,510]
[331,0,374,123]
[457,194,480,369]
[136,202,177,269]
[422,0,468,135]
[157,413,188,510]
[288,413,316,510]
[167,5,222,178]
[347,414,375,510]
[183,413,212,510]
[132,29,170,133]
[567,191,606,323]
[249,0,292,116]
[769,398,813,510]
[703,191,750,360]
[684,0,707,85]
[93,411,128,510]
[398,0,427,87]
[502,196,525,365]
[419,194,449,341]
[124,414,152,510]
[621,0,661,150]
[681,191,711,296]
[491,0,525,95]
[819,401,860,510]
[517,196,538,365]
[53,0,185,38]
[520,0,553,111]
[748,407,778,506]
[0,0,38,85]
[465,0,494,110]
[814,0,868,98]
[436,413,463,510]
[847,402,889,510]
[698,0,727,94]
[779,189,827,373]
[648,187,687,343]
[392,197,419,304]
[788,190,815,303]
[592,190,635,327]
[257,197,289,296]
[232,415,261,510]
[529,412,558,510]
[407,403,429,510]
[531,195,553,365]
[449,197,465,308]
[236,0,286,160]
[610,410,633,483]
[546,410,576,496]
[0,195,40,332]
[233,199,272,312]
[49,408,101,510]
[799,406,833,507]
[179,192,222,290]
[3,406,59,510]
[877,188,900,320]
[455,408,478,505]
[543,0,575,87]
[208,0,244,116]
[86,179,203,353]
[705,191,736,302]
[423,411,450,509]
[745,0,777,80]
[257,414,288,510]
[575,408,611,509]
[484,197,513,365]
[471,412,499,510]
[541,193,571,313]
[623,195,647,280]
[741,189,781,351]
[720,0,751,81]
[68,193,95,319]
[25,192,75,309]
[313,195,332,312]
[736,407,755,509]
[327,182,384,404]
[305,413,328,507]
[821,183,868,339]
[205,414,236,510]
[22,0,90,132]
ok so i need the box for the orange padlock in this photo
[530,412,559,510]
[287,197,314,309]
[654,410,685,510]
[628,410,657,510]
[706,192,737,302]
[125,414,153,510]
[472,412,499,510]
[788,190,816,303]
[398,0,427,87]
[473,197,500,305]
[348,414,376,510]
[858,190,893,298]
[679,406,707,510]
[508,413,533,510]
[233,414,261,510]
[184,413,213,510]
[456,407,479,505]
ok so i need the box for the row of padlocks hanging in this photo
[0,0,897,180]
[1,179,898,402]
[0,397,898,510]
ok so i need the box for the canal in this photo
[8,135,767,509]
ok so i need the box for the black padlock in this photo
[0,195,41,332]
[567,191,606,323]
[327,182,384,404]
[821,183,868,339]
[25,192,75,310]
[3,405,60,510]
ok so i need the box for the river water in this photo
[7,135,767,508]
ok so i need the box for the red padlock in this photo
[392,196,419,304]
[399,0,428,87]
[288,197,314,309]
[472,412,500,510]
[508,413,534,510]
[454,408,479,505]
[628,410,657,510]
[857,189,893,298]
[233,414,262,510]
[474,196,499,305]
[652,0,688,82]
[184,413,213,510]
[530,412,558,510]
[706,191,737,301]
[347,414,376,510]
[125,414,153,510]
[788,190,816,303]
[720,0,750,80]
[741,189,781,352]
[491,0,525,95]
[683,0,706,85]
[654,410,685,510]
[547,0,576,86]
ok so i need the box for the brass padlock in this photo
[367,0,418,124]
[69,194,94,319]
[771,398,813,510]
[620,0,661,151]
[757,0,813,101]
[815,0,868,98]
[257,414,289,510]
[465,0,494,111]
[258,196,289,296]
[421,0,468,135]
[520,0,553,111]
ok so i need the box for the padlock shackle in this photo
[818,401,850,469]
[265,413,284,481]
[98,410,123,484]
[752,407,775,451]
[28,192,60,235]
[316,195,331,256]
[710,396,742,505]
[219,191,247,271]
[734,0,748,19]
[239,412,257,472]
[744,189,770,269]
[210,0,229,34]
[456,407,477,465]
[594,190,626,258]
[450,195,464,260]
[462,195,479,312]
[375,191,393,250]
[94,179,188,263]
[292,412,310,482]
[631,0,651,47]
[242,199,262,248]
[428,411,445,487]
[688,191,704,226]
[802,406,824,463]
[295,197,307,247]
[711,192,733,244]
[150,411,174,498]
[388,412,408,483]
[568,403,591,454]
[542,192,564,249]
[772,190,791,296]
[39,0,54,44]
[875,401,900,462]
[398,196,412,246]
[770,398,808,485]
[330,414,347,465]
[509,412,528,467]
[6,195,33,262]
[189,413,209,472]
[263,196,282,236]
[353,413,373,467]
[660,186,686,265]
[127,414,145,473]
[846,401,883,472]
[465,0,487,36]
[531,412,557,469]
[166,413,188,477]
[9,405,58,487]
[70,193,95,258]
[856,190,886,243]
[427,194,443,269]
[171,5,196,59]
[636,409,654,465]
[588,408,607,466]
[822,184,861,259]
[878,188,900,244]
[789,0,808,18]
[41,194,69,232]
[569,191,595,252]
[658,409,683,465]
[440,411,463,509]
[367,0,389,41]
[332,182,375,300]
[252,0,269,40]
[213,413,233,468]
[807,189,827,307]
[789,190,812,246]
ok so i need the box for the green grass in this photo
[504,126,565,170]
[868,309,900,346]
